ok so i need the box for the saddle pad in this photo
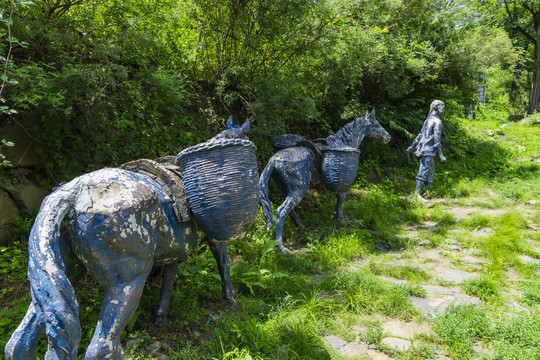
[119,159,191,223]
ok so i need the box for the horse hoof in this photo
[155,315,168,327]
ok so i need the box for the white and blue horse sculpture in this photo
[259,110,390,253]
[5,118,257,360]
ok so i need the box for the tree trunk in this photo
[528,16,540,114]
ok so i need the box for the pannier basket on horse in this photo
[271,134,306,153]
[176,138,259,240]
[320,146,361,193]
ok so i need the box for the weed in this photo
[491,313,540,359]
[463,275,500,302]
[432,305,491,359]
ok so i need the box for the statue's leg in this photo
[289,209,304,228]
[208,239,238,307]
[415,180,424,195]
[333,192,347,221]
[275,189,308,253]
[4,302,43,360]
[154,262,177,326]
[5,239,86,360]
[85,271,150,360]
[278,177,303,228]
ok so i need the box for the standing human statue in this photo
[407,100,446,200]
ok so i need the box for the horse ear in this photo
[365,110,369,118]
[370,108,376,117]
[226,116,233,129]
[241,118,251,134]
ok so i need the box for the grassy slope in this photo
[0,118,539,359]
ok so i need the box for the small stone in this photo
[381,337,411,352]
[519,255,540,264]
[148,341,161,353]
[368,344,378,350]
[445,238,459,245]
[124,339,137,352]
[323,335,347,351]
[507,300,529,312]
[436,267,476,284]
[418,251,441,261]
[446,245,461,251]
[419,239,431,246]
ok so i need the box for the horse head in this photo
[212,116,251,140]
[361,109,391,144]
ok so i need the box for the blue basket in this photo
[271,134,306,153]
[176,138,259,240]
[320,146,361,192]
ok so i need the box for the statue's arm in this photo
[434,121,446,161]
[407,134,421,153]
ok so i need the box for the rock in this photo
[418,251,441,261]
[418,239,431,246]
[382,319,429,339]
[519,116,540,125]
[323,335,347,351]
[384,262,421,272]
[446,244,461,251]
[421,285,461,296]
[411,294,481,317]
[519,255,540,264]
[4,182,50,215]
[507,300,529,312]
[461,257,487,265]
[381,337,411,352]
[445,238,459,245]
[379,276,408,285]
[0,191,20,245]
[436,267,476,284]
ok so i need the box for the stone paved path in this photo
[321,197,539,359]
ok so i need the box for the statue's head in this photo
[430,100,445,116]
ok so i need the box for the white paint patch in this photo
[123,286,132,295]
[74,186,92,213]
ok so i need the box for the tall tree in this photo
[500,1,540,114]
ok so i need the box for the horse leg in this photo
[154,262,177,326]
[4,302,43,360]
[208,239,238,307]
[85,271,150,360]
[289,210,304,228]
[277,176,303,228]
[5,245,85,360]
[333,192,347,221]
[275,189,308,253]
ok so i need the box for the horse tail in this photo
[14,190,80,359]
[258,158,275,230]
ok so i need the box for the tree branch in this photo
[514,25,537,44]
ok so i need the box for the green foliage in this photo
[432,305,491,360]
[463,275,500,302]
[491,313,540,359]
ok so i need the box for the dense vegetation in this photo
[1,1,540,359]
[0,0,525,179]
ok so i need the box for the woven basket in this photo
[271,134,306,153]
[320,146,361,192]
[176,138,259,240]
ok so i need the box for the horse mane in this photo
[326,115,369,148]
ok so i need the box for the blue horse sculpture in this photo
[259,110,390,253]
[5,118,254,360]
